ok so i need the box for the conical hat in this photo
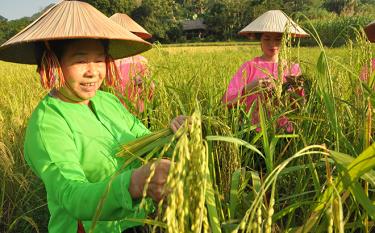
[364,20,375,43]
[239,10,309,38]
[110,13,152,40]
[0,0,151,64]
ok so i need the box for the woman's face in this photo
[260,32,283,60]
[58,40,106,104]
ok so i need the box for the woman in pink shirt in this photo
[222,10,309,132]
[361,20,375,87]
[110,13,155,115]
[115,54,154,114]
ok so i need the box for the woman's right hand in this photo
[129,159,171,202]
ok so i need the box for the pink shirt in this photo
[222,56,302,132]
[115,55,153,113]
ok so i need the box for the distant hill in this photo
[0,15,7,22]
[29,3,55,20]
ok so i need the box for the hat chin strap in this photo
[38,50,65,89]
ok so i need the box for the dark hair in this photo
[35,39,109,67]
[254,33,262,40]
[245,33,262,41]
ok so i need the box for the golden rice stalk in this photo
[162,110,210,233]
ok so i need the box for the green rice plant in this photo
[233,145,329,233]
[297,143,375,232]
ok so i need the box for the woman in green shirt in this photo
[0,1,186,232]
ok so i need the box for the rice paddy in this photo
[1,36,375,232]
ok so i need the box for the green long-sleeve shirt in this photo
[24,90,151,233]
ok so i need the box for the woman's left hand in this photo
[134,75,144,87]
[170,115,190,134]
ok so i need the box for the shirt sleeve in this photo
[222,62,250,105]
[24,109,142,221]
[127,112,151,138]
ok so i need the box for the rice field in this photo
[1,37,375,232]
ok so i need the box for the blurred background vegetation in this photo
[0,0,374,46]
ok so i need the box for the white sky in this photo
[0,0,57,20]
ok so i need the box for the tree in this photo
[177,0,210,19]
[204,0,253,40]
[0,18,31,43]
[80,0,141,15]
[322,0,358,15]
[131,0,182,42]
[280,0,317,14]
[0,15,7,22]
[30,4,55,20]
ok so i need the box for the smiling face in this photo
[260,32,283,62]
[56,40,107,105]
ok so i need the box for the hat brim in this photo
[0,38,151,65]
[132,32,152,40]
[238,30,309,38]
[110,13,152,40]
[0,1,151,64]
[238,10,309,39]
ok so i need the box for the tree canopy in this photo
[0,0,374,44]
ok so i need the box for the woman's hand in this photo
[243,78,273,94]
[129,159,171,202]
[170,115,190,134]
[258,78,273,90]
[133,75,143,87]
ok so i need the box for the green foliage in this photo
[131,0,181,42]
[322,0,355,15]
[300,16,373,47]
[0,15,7,22]
[177,0,210,19]
[80,0,140,16]
[0,0,374,44]
[203,0,253,40]
[0,18,30,44]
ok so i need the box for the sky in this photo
[0,0,57,20]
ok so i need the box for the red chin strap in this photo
[105,55,121,90]
[37,41,65,89]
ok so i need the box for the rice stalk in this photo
[161,109,210,233]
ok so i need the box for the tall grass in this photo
[0,63,47,232]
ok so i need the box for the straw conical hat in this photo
[364,20,375,43]
[0,0,151,64]
[110,13,152,40]
[239,10,309,38]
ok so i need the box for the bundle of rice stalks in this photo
[90,129,175,232]
[117,128,174,161]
